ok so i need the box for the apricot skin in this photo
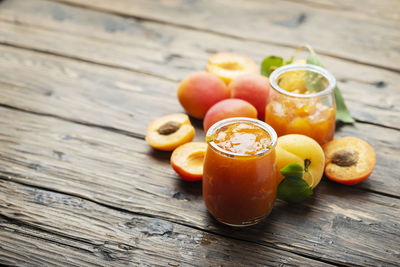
[146,113,195,151]
[276,134,325,188]
[229,74,271,121]
[177,71,230,119]
[203,99,258,133]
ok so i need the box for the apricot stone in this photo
[229,74,271,121]
[203,99,258,133]
[177,71,230,119]
[206,52,258,85]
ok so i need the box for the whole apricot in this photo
[177,71,230,119]
[229,74,271,120]
[206,52,258,85]
[276,134,325,188]
[203,99,257,133]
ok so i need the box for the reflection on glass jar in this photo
[203,118,277,227]
[266,64,336,146]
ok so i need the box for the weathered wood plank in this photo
[0,180,333,266]
[47,0,400,71]
[0,218,120,267]
[284,0,400,23]
[0,0,399,129]
[0,107,399,266]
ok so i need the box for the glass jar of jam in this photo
[203,117,277,226]
[266,64,336,145]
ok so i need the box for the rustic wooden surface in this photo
[0,0,399,266]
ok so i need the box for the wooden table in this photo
[0,0,399,266]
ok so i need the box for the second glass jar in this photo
[265,64,336,146]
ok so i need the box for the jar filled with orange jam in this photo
[203,118,277,226]
[266,64,336,145]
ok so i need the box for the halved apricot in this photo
[146,114,195,151]
[171,142,207,181]
[206,52,258,85]
[323,137,376,185]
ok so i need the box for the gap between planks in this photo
[47,0,400,74]
[0,177,341,266]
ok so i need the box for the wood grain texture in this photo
[0,1,399,266]
[47,0,400,71]
[0,180,334,266]
[0,0,399,130]
[0,107,399,266]
[0,218,116,267]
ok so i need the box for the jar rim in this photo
[269,64,336,98]
[205,117,277,157]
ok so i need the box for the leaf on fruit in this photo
[260,56,284,77]
[306,46,355,124]
[277,163,313,203]
[280,163,304,178]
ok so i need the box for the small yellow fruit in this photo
[276,134,325,188]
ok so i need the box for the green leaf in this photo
[280,163,303,177]
[306,46,355,124]
[278,163,313,203]
[277,176,313,203]
[260,56,284,77]
[334,85,355,123]
[306,46,324,67]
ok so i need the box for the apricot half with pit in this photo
[206,52,258,85]
[323,137,376,185]
[171,142,207,181]
[146,113,195,151]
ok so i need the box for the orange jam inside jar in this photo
[203,118,277,226]
[265,64,337,146]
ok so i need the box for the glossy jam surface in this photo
[265,70,336,146]
[212,122,272,155]
[203,121,276,226]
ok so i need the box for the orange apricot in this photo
[229,74,271,121]
[146,114,195,151]
[203,99,258,133]
[171,142,207,181]
[323,137,376,185]
[206,52,258,85]
[177,71,230,119]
